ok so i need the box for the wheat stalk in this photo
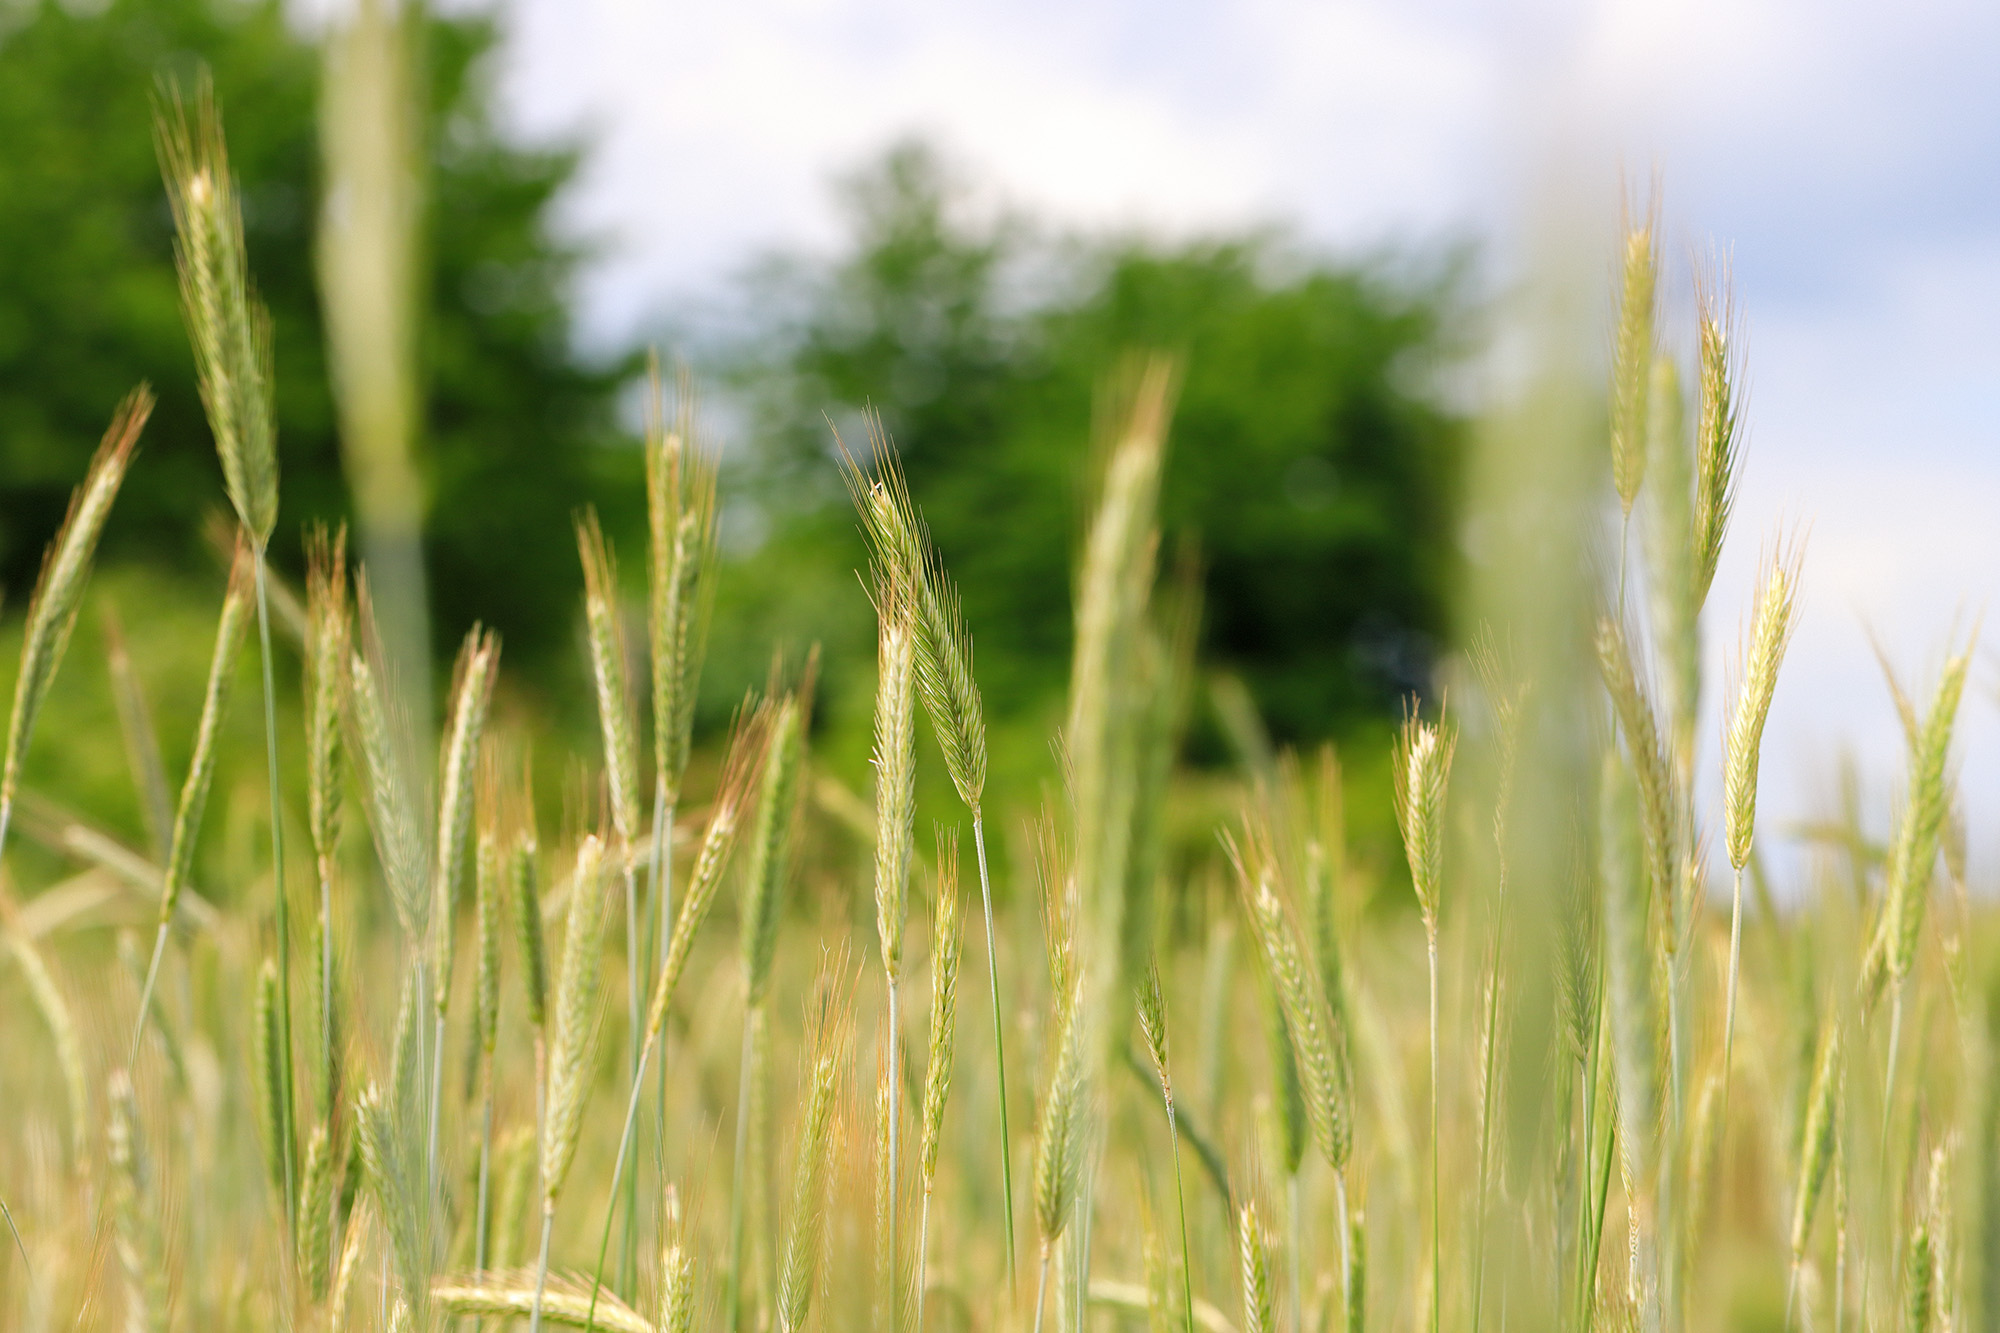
[840,425,1018,1281]
[1137,960,1196,1333]
[1393,709,1454,1333]
[871,564,917,1328]
[130,542,253,1063]
[584,708,771,1333]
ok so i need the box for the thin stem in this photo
[584,1031,660,1333]
[1615,512,1631,618]
[1721,863,1746,1126]
[429,1011,446,1206]
[475,1056,496,1277]
[128,920,170,1069]
[651,792,675,1244]
[971,813,1018,1287]
[886,974,901,1332]
[320,857,334,1123]
[621,857,642,1298]
[1165,1094,1195,1333]
[1472,938,1506,1333]
[254,554,298,1232]
[1031,1245,1052,1333]
[915,1187,935,1333]
[529,1200,555,1333]
[1583,1068,1617,1332]
[1882,983,1906,1153]
[1427,927,1441,1333]
[1783,1258,1799,1333]
[1287,1174,1304,1333]
[1334,1168,1354,1332]
[1573,997,1607,1332]
[727,1006,757,1332]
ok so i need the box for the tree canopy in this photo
[0,0,631,683]
[714,142,1465,771]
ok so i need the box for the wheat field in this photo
[0,42,1994,1333]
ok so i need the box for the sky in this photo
[483,0,2000,878]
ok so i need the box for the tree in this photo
[0,0,632,683]
[718,141,1464,763]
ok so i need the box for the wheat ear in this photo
[914,832,964,1333]
[1611,191,1659,526]
[1788,1021,1842,1322]
[108,1070,166,1333]
[349,587,431,942]
[1720,544,1800,1123]
[1237,1200,1274,1333]
[1032,980,1088,1333]
[872,564,918,1327]
[0,387,150,868]
[778,958,853,1333]
[1692,253,1744,604]
[660,1234,697,1333]
[305,526,351,1130]
[530,835,610,1333]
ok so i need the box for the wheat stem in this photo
[583,1029,661,1333]
[1032,1244,1053,1333]
[972,812,1019,1286]
[254,554,299,1234]
[916,1186,936,1333]
[529,1201,556,1333]
[475,1059,495,1277]
[620,857,641,1297]
[727,1005,757,1332]
[1427,927,1441,1333]
[887,974,902,1328]
[1286,1174,1303,1333]
[1721,863,1746,1123]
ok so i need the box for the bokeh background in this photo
[2,0,1996,888]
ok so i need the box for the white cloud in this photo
[477,0,2000,862]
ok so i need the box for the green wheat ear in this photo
[155,79,278,549]
[1610,191,1659,521]
[1,389,151,848]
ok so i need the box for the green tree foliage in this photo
[0,0,630,681]
[718,142,1463,759]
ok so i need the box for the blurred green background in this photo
[0,0,1466,888]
